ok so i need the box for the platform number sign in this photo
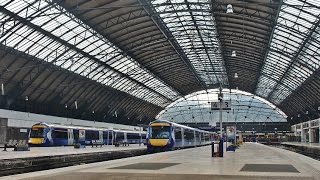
[211,100,231,110]
[211,102,219,110]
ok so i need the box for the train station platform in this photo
[2,143,320,180]
[0,145,146,176]
[0,144,145,160]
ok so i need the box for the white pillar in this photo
[301,129,305,142]
[309,128,314,143]
[319,126,320,143]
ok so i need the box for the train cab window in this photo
[30,128,45,138]
[150,126,170,139]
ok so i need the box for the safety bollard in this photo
[3,143,7,151]
[211,141,214,157]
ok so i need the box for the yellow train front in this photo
[147,120,174,152]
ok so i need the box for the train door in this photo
[67,129,74,145]
[99,131,103,143]
[109,131,113,145]
[73,129,79,144]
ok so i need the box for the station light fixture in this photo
[234,73,238,78]
[305,111,308,115]
[25,96,29,101]
[1,83,4,95]
[318,106,320,111]
[231,50,237,57]
[226,4,233,14]
[297,114,300,118]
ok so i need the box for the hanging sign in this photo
[211,100,231,110]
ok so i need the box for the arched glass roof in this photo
[0,0,181,107]
[256,0,320,105]
[156,89,287,124]
[0,0,319,125]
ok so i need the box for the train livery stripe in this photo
[149,139,169,146]
[28,138,44,144]
[150,123,170,127]
[32,125,46,129]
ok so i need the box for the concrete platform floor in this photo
[2,143,320,180]
[0,144,145,160]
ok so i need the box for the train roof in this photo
[150,120,214,134]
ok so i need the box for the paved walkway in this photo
[2,143,320,180]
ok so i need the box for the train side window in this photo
[54,129,68,139]
[103,131,108,140]
[175,127,182,139]
[184,129,194,140]
[74,130,79,141]
[116,132,125,140]
[108,131,113,140]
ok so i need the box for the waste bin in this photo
[211,142,214,157]
[219,139,224,157]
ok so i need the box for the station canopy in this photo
[0,0,319,125]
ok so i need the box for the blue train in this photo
[28,123,146,146]
[146,120,214,152]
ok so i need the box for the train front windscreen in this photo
[150,126,170,139]
[30,127,45,138]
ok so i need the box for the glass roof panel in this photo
[151,0,228,86]
[256,0,320,104]
[157,89,287,124]
[0,0,181,107]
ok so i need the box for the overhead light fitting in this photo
[234,73,238,78]
[305,111,308,114]
[231,50,236,57]
[226,4,233,14]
